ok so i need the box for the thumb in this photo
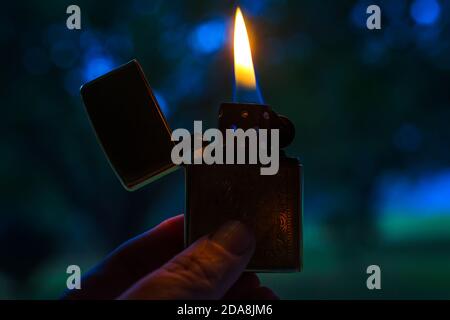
[118,221,255,300]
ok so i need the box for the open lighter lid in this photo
[80,60,177,191]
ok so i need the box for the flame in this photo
[234,7,257,90]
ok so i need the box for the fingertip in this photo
[157,214,184,231]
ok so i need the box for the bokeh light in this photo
[189,19,227,54]
[82,55,115,82]
[410,0,441,25]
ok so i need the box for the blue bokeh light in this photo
[378,170,450,216]
[350,1,370,28]
[82,56,115,82]
[153,90,170,118]
[410,0,441,25]
[189,19,226,54]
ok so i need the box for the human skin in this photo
[63,215,278,300]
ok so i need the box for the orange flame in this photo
[234,7,257,90]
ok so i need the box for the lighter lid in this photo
[81,60,177,191]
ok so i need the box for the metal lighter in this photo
[80,60,303,271]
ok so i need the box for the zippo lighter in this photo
[81,60,303,272]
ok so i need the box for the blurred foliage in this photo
[1,0,450,299]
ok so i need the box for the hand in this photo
[63,215,278,300]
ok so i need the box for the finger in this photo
[63,214,184,300]
[110,214,185,273]
[119,220,255,300]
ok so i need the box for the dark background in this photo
[1,0,450,299]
